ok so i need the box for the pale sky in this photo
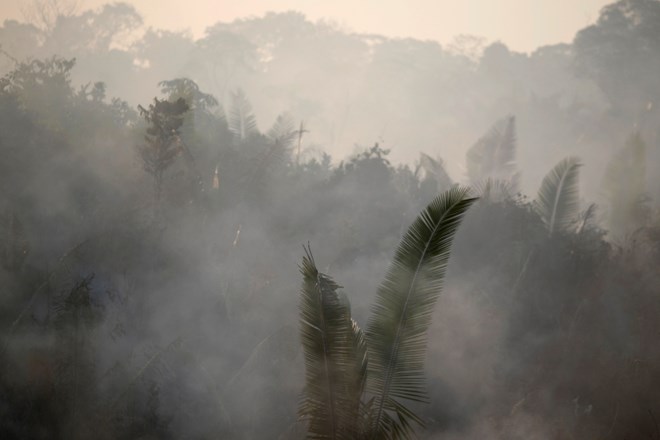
[2,0,611,52]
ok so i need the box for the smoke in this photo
[1,1,659,439]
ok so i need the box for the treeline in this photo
[0,51,658,438]
[0,1,659,439]
[1,1,660,193]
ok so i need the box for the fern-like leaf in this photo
[472,176,519,203]
[228,89,257,143]
[466,116,517,185]
[299,247,367,439]
[268,112,297,149]
[534,156,582,236]
[365,187,477,439]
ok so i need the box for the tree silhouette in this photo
[137,97,189,213]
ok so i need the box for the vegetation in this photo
[0,1,659,439]
[299,188,476,439]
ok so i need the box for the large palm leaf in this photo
[365,187,477,439]
[298,247,367,439]
[534,156,582,236]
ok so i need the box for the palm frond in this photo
[228,88,257,143]
[472,177,516,203]
[466,115,517,185]
[576,203,597,235]
[298,247,367,439]
[534,156,582,236]
[365,187,477,438]
[268,112,297,149]
[419,152,453,191]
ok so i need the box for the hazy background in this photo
[0,1,659,439]
[1,0,610,52]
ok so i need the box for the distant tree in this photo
[447,34,486,62]
[158,78,225,197]
[159,78,218,112]
[479,42,513,79]
[0,56,76,130]
[45,3,142,54]
[190,29,258,100]
[20,0,79,35]
[574,0,660,113]
[137,97,190,211]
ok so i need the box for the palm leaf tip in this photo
[366,187,477,437]
[466,115,517,184]
[535,156,582,235]
[419,152,453,190]
[268,112,297,149]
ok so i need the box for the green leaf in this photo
[298,247,367,439]
[534,156,582,236]
[365,187,477,439]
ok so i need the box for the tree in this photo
[158,78,218,112]
[298,187,476,439]
[573,0,660,112]
[137,97,190,211]
[21,0,79,35]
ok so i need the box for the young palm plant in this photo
[298,187,476,439]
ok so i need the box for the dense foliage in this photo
[0,1,659,439]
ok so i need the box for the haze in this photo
[2,0,610,52]
[1,0,659,439]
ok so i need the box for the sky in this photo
[2,0,612,52]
